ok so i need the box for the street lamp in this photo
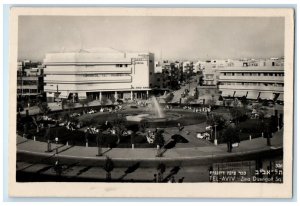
[214,124,218,146]
[55,137,59,156]
[277,114,280,131]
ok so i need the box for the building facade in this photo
[218,58,284,101]
[43,48,155,102]
[17,61,44,100]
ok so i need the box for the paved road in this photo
[17,162,210,182]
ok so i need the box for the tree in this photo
[103,156,114,181]
[79,98,90,109]
[165,93,174,103]
[240,96,248,108]
[96,131,105,156]
[38,102,51,115]
[139,119,149,133]
[206,114,226,131]
[194,87,199,100]
[110,95,116,105]
[67,101,75,114]
[198,76,204,86]
[221,126,240,152]
[225,100,232,108]
[229,107,247,125]
[154,130,165,157]
[112,116,126,145]
[101,96,108,106]
[61,99,67,111]
[185,95,195,105]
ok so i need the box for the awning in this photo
[246,91,259,99]
[78,92,87,100]
[58,91,68,98]
[234,91,247,98]
[276,93,284,101]
[259,92,274,100]
[222,90,234,97]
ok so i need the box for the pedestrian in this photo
[171,176,176,183]
[177,123,184,132]
[153,174,158,183]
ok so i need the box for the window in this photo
[264,73,268,76]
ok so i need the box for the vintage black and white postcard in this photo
[9,7,294,198]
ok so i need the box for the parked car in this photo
[88,109,96,114]
[70,112,80,117]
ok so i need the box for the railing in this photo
[219,75,284,82]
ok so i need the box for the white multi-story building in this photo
[218,58,284,101]
[43,48,155,102]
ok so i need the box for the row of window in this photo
[223,72,284,77]
[220,82,284,87]
[17,89,38,93]
[116,64,128,67]
[79,73,131,77]
[17,80,39,85]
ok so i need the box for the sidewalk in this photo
[17,129,283,161]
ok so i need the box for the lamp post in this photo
[277,114,280,131]
[214,124,218,146]
[55,137,59,157]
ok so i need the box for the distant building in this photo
[43,48,155,102]
[17,61,44,100]
[218,58,284,101]
[182,61,193,73]
[202,59,228,86]
[154,61,163,73]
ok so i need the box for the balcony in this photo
[219,75,284,83]
[17,85,38,89]
[44,65,132,75]
[44,75,132,84]
[219,84,284,93]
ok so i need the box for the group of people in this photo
[153,175,184,183]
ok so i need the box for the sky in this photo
[18,16,285,61]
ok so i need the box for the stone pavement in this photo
[17,129,283,161]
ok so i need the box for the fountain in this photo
[151,96,165,118]
[126,96,166,122]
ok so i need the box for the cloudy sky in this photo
[18,16,284,61]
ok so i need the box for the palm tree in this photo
[103,156,114,181]
[38,102,50,115]
[67,101,75,115]
[101,96,108,106]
